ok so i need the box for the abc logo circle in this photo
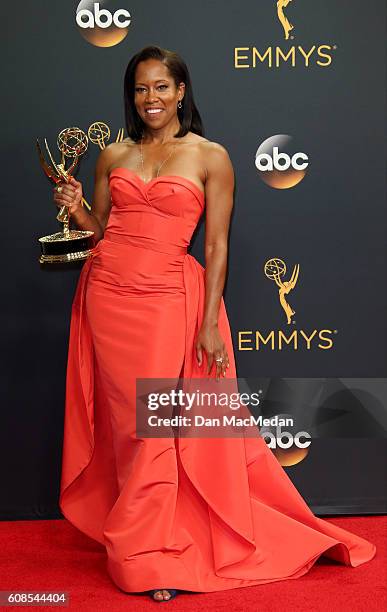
[255,134,308,189]
[261,423,311,466]
[76,1,131,47]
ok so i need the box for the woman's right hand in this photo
[53,176,84,216]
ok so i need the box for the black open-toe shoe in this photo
[148,589,178,602]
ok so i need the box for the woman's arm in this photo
[195,141,235,379]
[53,145,115,243]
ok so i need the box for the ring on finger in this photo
[56,185,63,193]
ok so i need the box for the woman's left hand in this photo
[196,323,230,380]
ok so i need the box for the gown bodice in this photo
[104,167,205,252]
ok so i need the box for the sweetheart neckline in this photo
[108,167,205,201]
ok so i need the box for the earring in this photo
[177,100,182,109]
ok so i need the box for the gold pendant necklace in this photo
[139,137,177,183]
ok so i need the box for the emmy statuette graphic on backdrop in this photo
[264,258,299,323]
[87,121,124,149]
[36,127,95,264]
[277,0,295,40]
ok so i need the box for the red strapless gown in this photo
[59,168,376,593]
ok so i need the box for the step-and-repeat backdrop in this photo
[1,1,386,519]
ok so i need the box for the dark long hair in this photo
[124,45,204,142]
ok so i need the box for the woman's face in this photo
[134,59,185,130]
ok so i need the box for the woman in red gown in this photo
[55,46,376,603]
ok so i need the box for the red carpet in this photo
[1,516,385,611]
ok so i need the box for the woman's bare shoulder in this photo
[104,138,136,155]
[184,132,231,163]
[97,138,137,171]
[197,138,232,169]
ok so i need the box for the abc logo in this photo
[76,1,131,47]
[255,134,308,189]
[261,423,311,466]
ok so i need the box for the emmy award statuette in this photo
[36,126,95,264]
[264,258,299,325]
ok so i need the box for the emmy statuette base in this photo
[38,229,95,264]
